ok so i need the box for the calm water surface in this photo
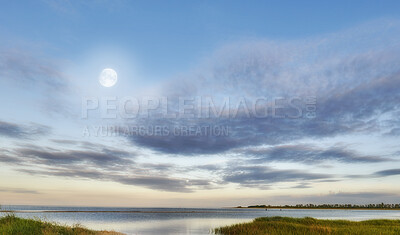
[2,206,400,235]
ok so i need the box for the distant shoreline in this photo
[233,207,400,210]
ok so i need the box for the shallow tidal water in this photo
[2,206,400,235]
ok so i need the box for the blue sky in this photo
[2,0,400,78]
[1,0,400,207]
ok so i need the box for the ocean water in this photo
[1,206,400,235]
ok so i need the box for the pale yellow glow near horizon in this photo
[1,167,400,207]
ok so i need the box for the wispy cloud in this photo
[0,120,51,139]
[374,168,400,177]
[242,144,391,164]
[347,168,400,179]
[18,167,211,193]
[1,142,214,192]
[223,165,332,188]
[261,192,400,204]
[0,48,68,91]
[0,188,40,194]
[18,148,134,167]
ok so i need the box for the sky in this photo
[1,0,400,207]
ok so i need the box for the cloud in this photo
[0,149,21,164]
[1,143,213,193]
[18,167,211,193]
[291,183,312,189]
[196,164,222,171]
[262,192,400,205]
[243,144,391,164]
[0,120,51,139]
[223,165,332,188]
[0,188,40,194]
[122,20,400,155]
[374,168,400,177]
[0,48,68,90]
[2,19,400,195]
[50,139,83,145]
[0,43,75,117]
[116,176,210,192]
[347,168,400,179]
[15,147,135,168]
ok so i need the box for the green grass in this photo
[214,216,400,235]
[0,214,124,235]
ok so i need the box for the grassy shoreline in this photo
[215,216,400,235]
[0,215,124,235]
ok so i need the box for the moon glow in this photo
[99,68,118,87]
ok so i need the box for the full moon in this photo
[99,68,118,87]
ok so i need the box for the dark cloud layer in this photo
[123,21,400,155]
